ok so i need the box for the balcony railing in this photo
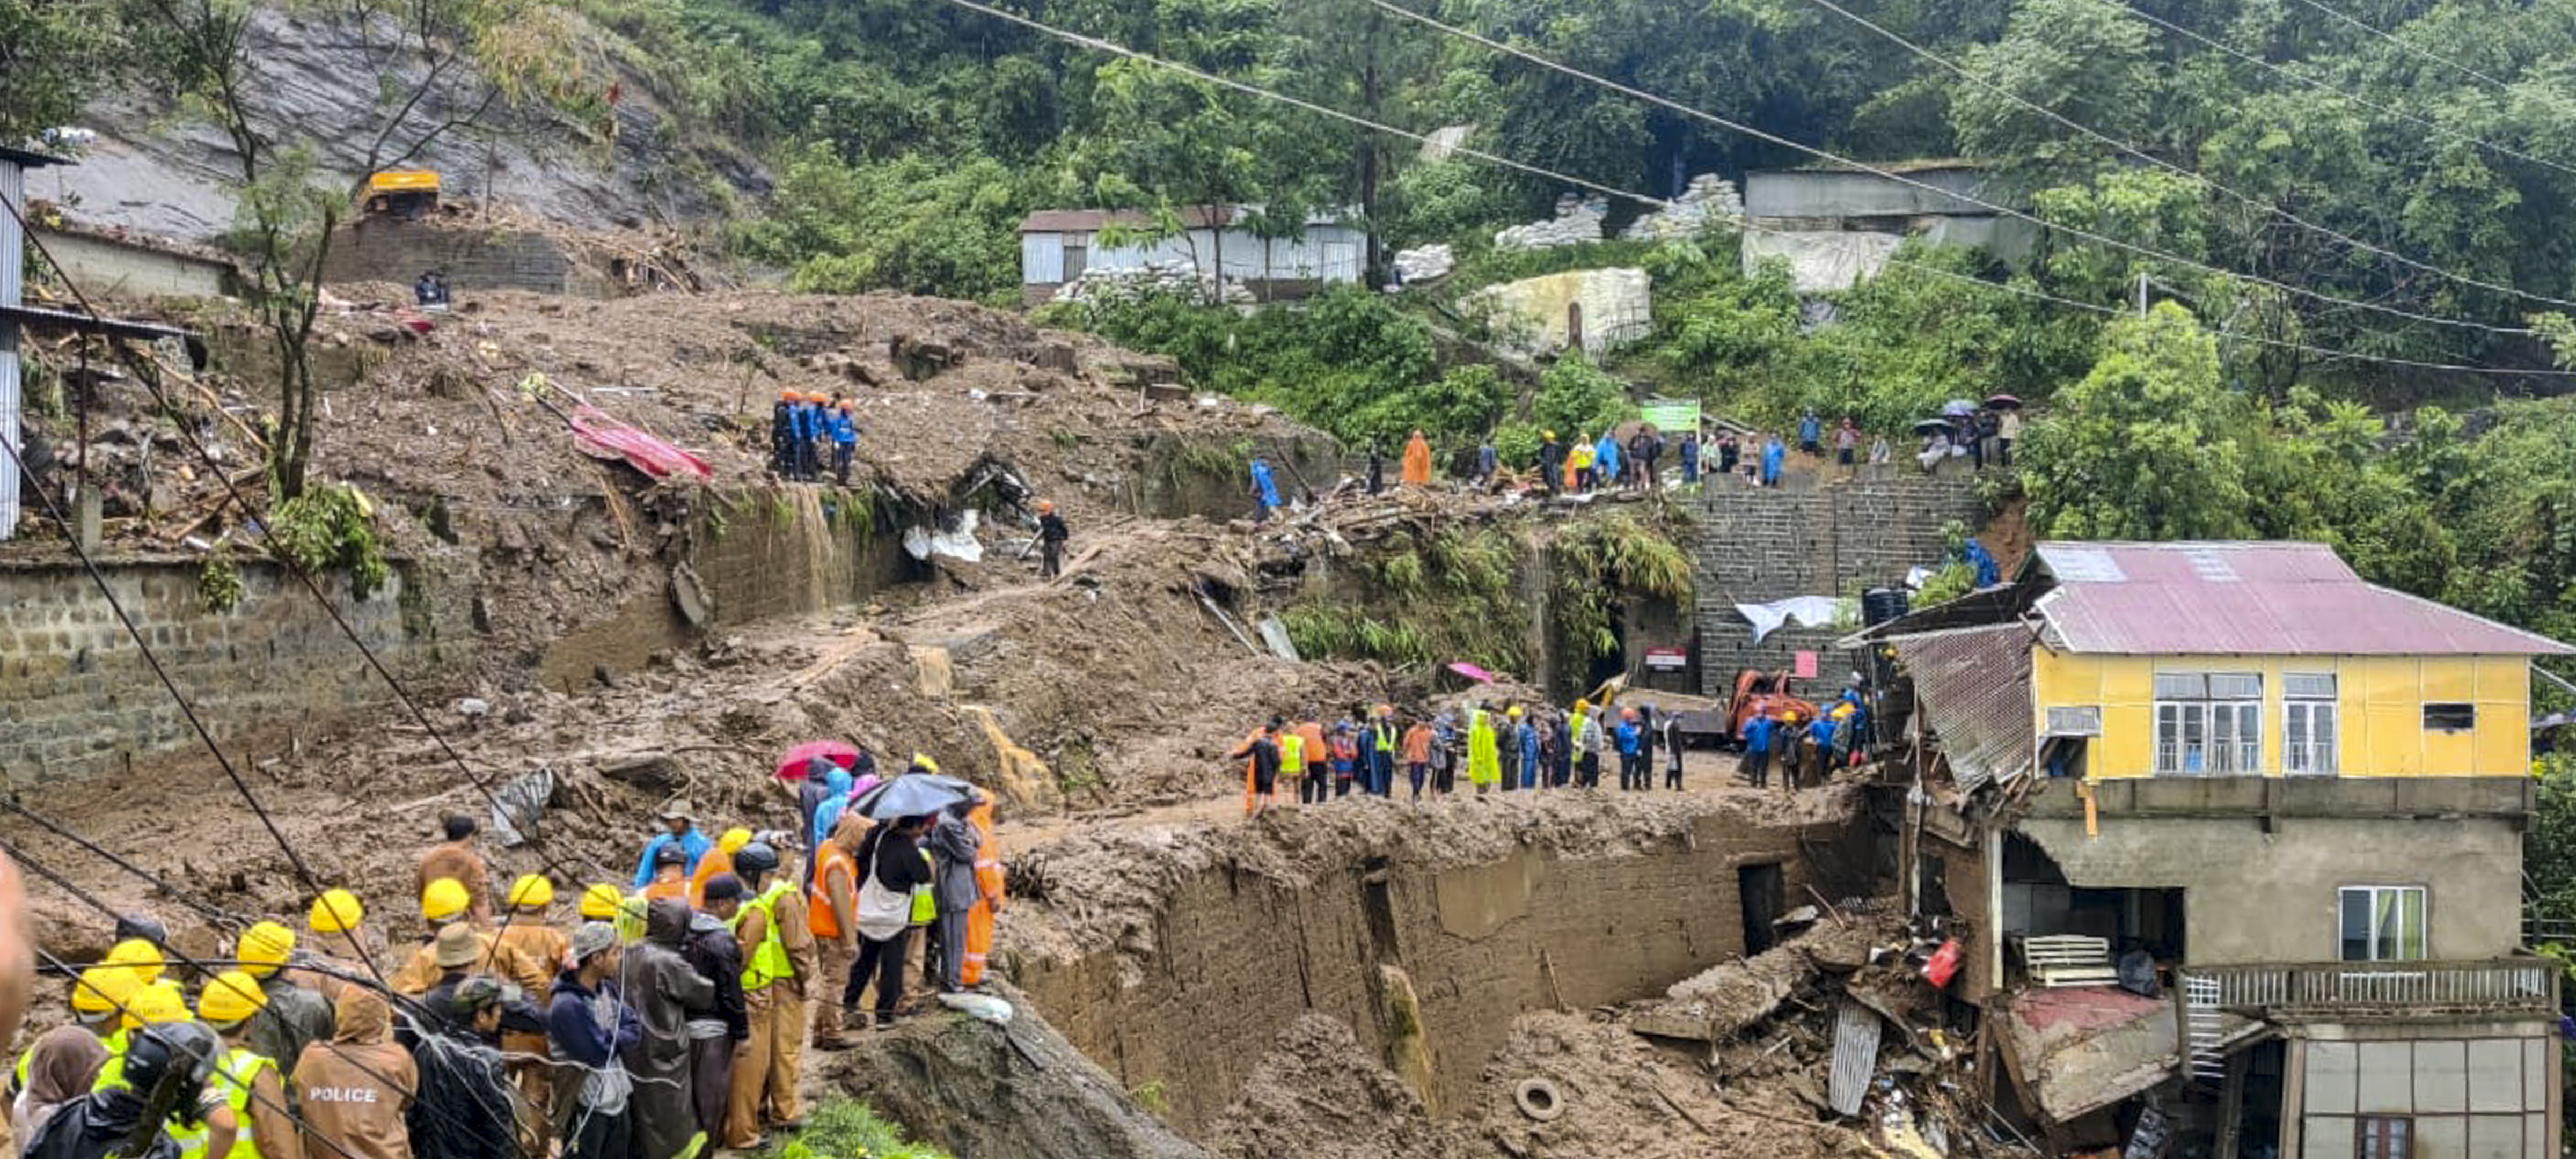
[2182,959,2558,1017]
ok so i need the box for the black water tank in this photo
[1863,587,1909,626]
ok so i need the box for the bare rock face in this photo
[824,988,1208,1159]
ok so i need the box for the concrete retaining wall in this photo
[31,227,236,299]
[1689,468,1986,692]
[1014,800,1872,1135]
[320,217,609,297]
[0,556,462,786]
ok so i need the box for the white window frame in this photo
[2154,672,2263,775]
[2338,885,2427,963]
[2284,673,2339,775]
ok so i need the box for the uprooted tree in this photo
[119,0,568,498]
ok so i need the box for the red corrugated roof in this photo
[2031,542,2571,656]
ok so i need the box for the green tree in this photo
[735,148,1030,302]
[1950,0,2163,185]
[0,0,116,145]
[2019,302,2253,539]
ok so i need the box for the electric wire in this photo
[0,799,253,930]
[1359,0,2545,338]
[925,0,2576,378]
[2280,0,2520,91]
[0,192,612,887]
[2094,0,2576,182]
[1790,0,2576,311]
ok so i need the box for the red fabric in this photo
[569,405,713,482]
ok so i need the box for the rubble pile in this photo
[1493,193,1609,251]
[1050,260,1254,306]
[1623,173,1745,242]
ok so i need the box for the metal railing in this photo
[2182,959,2558,1017]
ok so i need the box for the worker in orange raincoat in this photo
[959,798,1005,987]
[1401,429,1433,486]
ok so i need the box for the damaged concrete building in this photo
[1857,541,2567,1158]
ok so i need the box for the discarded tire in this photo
[1513,1078,1564,1122]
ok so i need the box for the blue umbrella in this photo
[850,773,977,820]
[1942,399,1979,417]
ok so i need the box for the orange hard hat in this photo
[1038,500,1055,512]
[838,400,854,410]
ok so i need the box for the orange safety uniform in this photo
[688,845,735,908]
[960,802,1006,987]
[640,876,689,904]
[807,841,857,942]
[1401,434,1433,486]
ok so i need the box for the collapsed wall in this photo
[1002,788,1872,1136]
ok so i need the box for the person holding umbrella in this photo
[844,816,935,1030]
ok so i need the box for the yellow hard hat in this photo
[103,939,164,985]
[912,753,940,773]
[309,889,364,934]
[122,980,188,1031]
[421,877,472,923]
[197,970,268,1025]
[1574,699,1591,713]
[238,921,296,977]
[579,883,624,921]
[71,967,136,1017]
[718,828,754,855]
[507,875,555,910]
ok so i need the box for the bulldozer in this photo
[362,170,441,220]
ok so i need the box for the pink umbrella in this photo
[776,740,861,780]
[1447,661,1499,684]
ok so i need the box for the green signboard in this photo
[1639,397,1702,434]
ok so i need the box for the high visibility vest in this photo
[909,850,937,925]
[1570,709,1590,754]
[737,879,798,992]
[183,1048,275,1159]
[809,842,857,941]
[91,1029,131,1092]
[1373,723,1395,753]
[1278,732,1305,769]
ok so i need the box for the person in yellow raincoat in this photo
[1401,430,1433,486]
[1467,701,1501,794]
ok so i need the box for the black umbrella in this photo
[850,773,978,820]
[1985,393,2024,410]
[1911,417,1956,435]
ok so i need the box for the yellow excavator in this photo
[362,170,441,219]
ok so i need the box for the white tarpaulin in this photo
[1741,230,1901,293]
[903,509,985,562]
[1736,596,1842,643]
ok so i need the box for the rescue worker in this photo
[1615,708,1644,791]
[1775,710,1804,792]
[1328,723,1361,801]
[724,842,815,1148]
[101,939,165,988]
[1467,702,1501,795]
[1539,431,1564,496]
[10,969,129,1142]
[232,922,333,1081]
[29,1022,221,1159]
[690,829,752,909]
[1637,703,1659,787]
[415,814,491,923]
[1569,437,1595,492]
[928,798,984,993]
[639,847,691,904]
[844,817,933,1032]
[807,818,869,1051]
[577,884,624,926]
[391,880,548,996]
[770,389,797,478]
[684,878,747,1142]
[1400,715,1433,800]
[1035,501,1070,580]
[1807,712,1840,788]
[1517,709,1543,791]
[293,988,415,1159]
[621,898,710,1159]
[547,923,637,1159]
[1594,430,1622,492]
[631,803,712,890]
[1290,715,1327,806]
[194,971,304,1159]
[493,876,567,1155]
[826,400,859,485]
[294,890,371,1004]
[1741,711,1777,788]
[791,394,821,482]
[1496,706,1524,792]
[1549,709,1573,788]
[1366,705,1400,798]
[1230,722,1283,818]
[1571,700,1604,789]
[1400,429,1432,487]
[96,982,192,1090]
[405,974,521,1159]
[1662,706,1686,790]
[957,795,1005,990]
[1248,458,1282,524]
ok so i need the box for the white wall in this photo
[1022,224,1365,285]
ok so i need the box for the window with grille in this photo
[2355,1116,2412,1159]
[2339,886,2427,962]
[2284,673,2338,775]
[2154,672,2263,774]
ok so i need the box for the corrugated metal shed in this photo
[2031,541,2571,656]
[1891,622,2036,790]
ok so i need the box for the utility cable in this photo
[0,192,612,886]
[2096,0,2576,183]
[2280,0,2519,91]
[0,799,253,930]
[1790,0,2576,311]
[922,0,2576,378]
[1360,0,2544,338]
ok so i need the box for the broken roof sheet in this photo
[1890,623,2035,791]
[2032,541,2571,657]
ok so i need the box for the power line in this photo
[2280,0,2519,91]
[0,193,612,887]
[1789,0,2576,311]
[0,798,253,929]
[925,0,2576,378]
[1361,0,2545,339]
[2097,0,2576,183]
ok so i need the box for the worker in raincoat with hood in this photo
[1401,430,1432,486]
[1466,701,1501,794]
[620,898,712,1159]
